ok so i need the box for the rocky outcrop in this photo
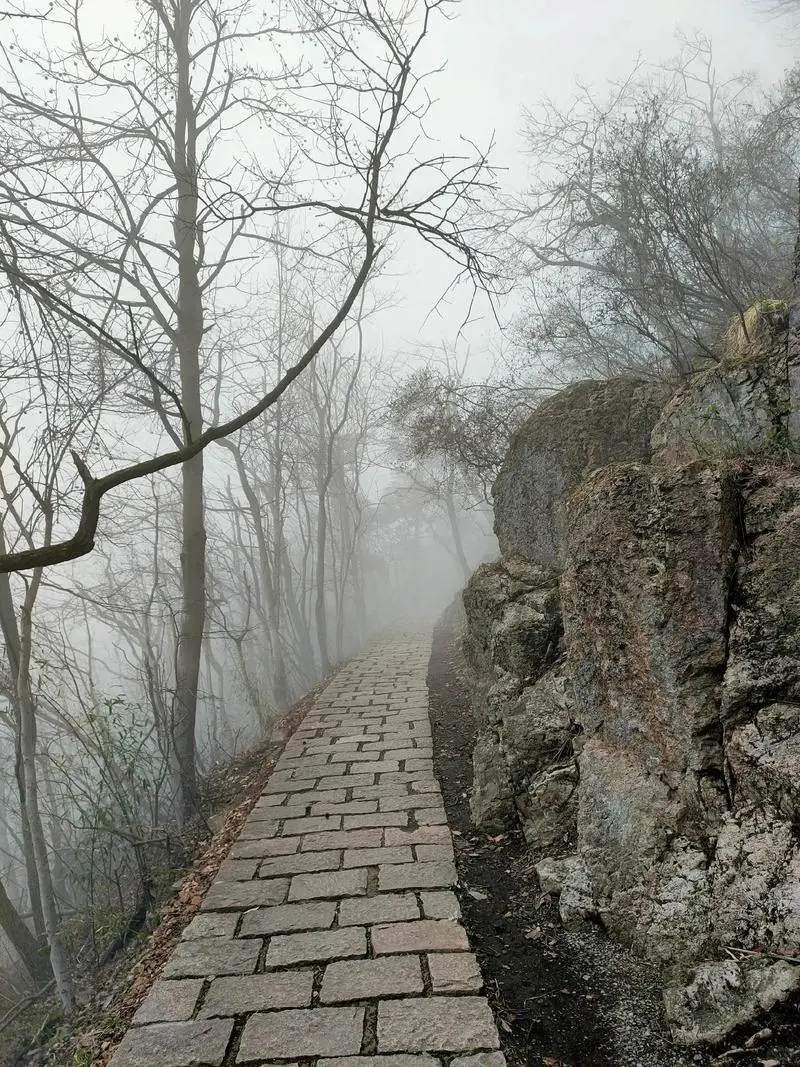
[652,303,800,466]
[492,378,670,569]
[663,959,800,1046]
[562,465,800,985]
[461,558,573,837]
[465,379,669,845]
[461,319,800,1045]
[462,558,561,681]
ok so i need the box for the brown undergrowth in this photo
[4,680,323,1067]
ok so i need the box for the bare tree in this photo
[387,345,535,501]
[0,874,51,990]
[0,320,102,1007]
[0,0,495,826]
[512,37,798,378]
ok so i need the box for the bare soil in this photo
[425,616,800,1067]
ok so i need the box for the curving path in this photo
[110,633,504,1067]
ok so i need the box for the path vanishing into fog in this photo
[109,632,504,1067]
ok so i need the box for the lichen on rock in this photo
[651,309,799,465]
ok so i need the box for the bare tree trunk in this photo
[18,587,74,1010]
[0,872,52,988]
[221,440,291,711]
[351,546,368,644]
[0,569,46,942]
[41,763,70,912]
[314,502,332,674]
[280,538,317,683]
[444,476,471,582]
[170,0,205,828]
[313,381,332,675]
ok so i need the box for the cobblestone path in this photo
[110,634,503,1067]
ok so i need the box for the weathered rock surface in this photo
[652,308,800,466]
[534,854,596,930]
[722,472,800,720]
[461,558,560,680]
[562,464,800,997]
[563,461,738,786]
[663,960,800,1046]
[462,558,572,835]
[726,704,800,822]
[467,665,576,837]
[460,340,800,1045]
[492,378,669,569]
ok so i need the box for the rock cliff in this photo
[461,313,800,1044]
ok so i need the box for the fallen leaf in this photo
[524,926,543,941]
[542,1058,561,1066]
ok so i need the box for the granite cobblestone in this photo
[108,635,501,1067]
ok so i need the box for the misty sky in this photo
[386,0,796,363]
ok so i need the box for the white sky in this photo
[383,0,797,365]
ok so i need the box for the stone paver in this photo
[238,1006,365,1060]
[239,899,336,936]
[289,867,368,901]
[420,890,461,920]
[338,893,420,927]
[161,936,260,978]
[111,1019,234,1067]
[428,952,484,992]
[378,860,457,892]
[301,828,383,851]
[131,979,204,1026]
[258,848,341,877]
[377,998,500,1053]
[181,912,240,939]
[108,634,501,1067]
[320,1059,439,1067]
[265,926,367,967]
[200,877,288,911]
[343,846,413,868]
[372,919,469,955]
[320,955,424,1002]
[200,971,314,1016]
[451,1055,507,1067]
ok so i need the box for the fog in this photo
[0,0,794,1028]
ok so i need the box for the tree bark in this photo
[444,476,471,582]
[0,872,52,988]
[313,373,332,675]
[0,570,46,942]
[18,587,74,1010]
[170,0,206,828]
[222,440,291,712]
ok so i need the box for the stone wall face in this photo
[491,379,671,569]
[460,325,800,1044]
